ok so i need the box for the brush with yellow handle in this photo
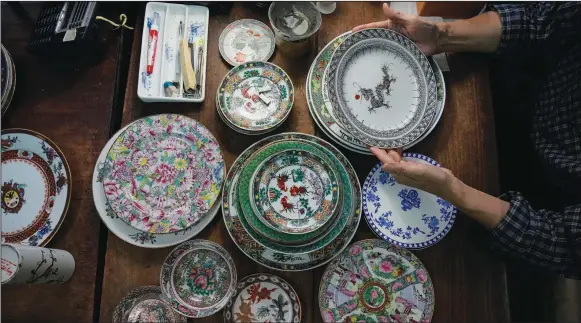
[179,21,197,92]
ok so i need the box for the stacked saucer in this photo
[222,132,362,271]
[216,61,294,135]
[307,30,446,153]
[92,114,225,248]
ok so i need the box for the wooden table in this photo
[99,2,510,323]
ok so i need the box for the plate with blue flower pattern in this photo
[362,153,456,249]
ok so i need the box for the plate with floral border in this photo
[217,61,294,133]
[1,129,71,247]
[319,239,435,323]
[160,239,237,318]
[223,273,301,323]
[326,28,437,148]
[363,153,456,249]
[222,132,362,271]
[113,285,187,323]
[219,19,275,66]
[102,114,225,234]
[93,122,221,249]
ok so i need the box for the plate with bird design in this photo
[326,28,437,148]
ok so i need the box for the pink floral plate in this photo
[219,19,275,66]
[103,114,225,234]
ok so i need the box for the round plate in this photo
[224,273,301,323]
[251,148,339,234]
[1,45,15,117]
[219,19,275,66]
[222,132,362,271]
[319,239,435,323]
[1,45,7,98]
[327,28,437,148]
[160,240,237,318]
[363,153,457,249]
[217,62,294,133]
[93,121,221,249]
[1,129,71,246]
[103,114,225,234]
[113,286,187,323]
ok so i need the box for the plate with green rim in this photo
[250,148,340,234]
[236,140,353,253]
[222,132,362,271]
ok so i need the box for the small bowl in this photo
[113,286,187,323]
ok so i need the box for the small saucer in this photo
[113,286,186,323]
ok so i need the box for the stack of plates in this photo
[92,114,225,248]
[1,44,16,117]
[222,132,362,271]
[216,61,294,135]
[307,30,446,153]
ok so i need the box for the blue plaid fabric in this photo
[487,3,581,278]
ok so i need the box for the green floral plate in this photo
[250,148,340,234]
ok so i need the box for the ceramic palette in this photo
[224,273,301,323]
[363,153,457,249]
[103,114,224,234]
[319,239,435,323]
[217,61,294,134]
[160,239,237,318]
[219,19,275,66]
[1,129,71,247]
[92,121,220,249]
[113,286,187,323]
[307,33,446,154]
[326,28,438,149]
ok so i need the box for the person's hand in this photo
[352,3,442,56]
[369,147,459,201]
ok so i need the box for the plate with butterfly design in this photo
[362,153,457,249]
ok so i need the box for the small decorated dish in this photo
[160,239,237,318]
[113,286,186,323]
[224,273,301,323]
[219,19,275,66]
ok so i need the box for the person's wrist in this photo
[442,172,467,209]
[434,21,450,54]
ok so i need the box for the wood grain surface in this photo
[97,2,509,323]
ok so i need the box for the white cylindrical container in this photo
[1,243,75,284]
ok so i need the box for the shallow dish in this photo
[113,286,186,323]
[219,19,275,66]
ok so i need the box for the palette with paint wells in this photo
[138,2,209,103]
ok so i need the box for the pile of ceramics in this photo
[1,44,16,117]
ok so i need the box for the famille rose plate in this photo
[319,239,435,323]
[363,153,457,249]
[93,122,220,249]
[326,28,437,149]
[219,19,275,66]
[251,148,340,234]
[222,132,362,271]
[1,129,71,247]
[160,240,237,318]
[113,286,186,323]
[217,62,294,133]
[224,273,301,323]
[102,114,225,234]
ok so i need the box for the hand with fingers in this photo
[352,3,442,55]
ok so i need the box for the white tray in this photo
[138,2,209,103]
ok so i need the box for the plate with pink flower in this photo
[219,19,275,66]
[318,239,435,323]
[102,114,225,234]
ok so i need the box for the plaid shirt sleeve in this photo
[487,2,581,55]
[491,191,581,278]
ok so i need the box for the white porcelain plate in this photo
[219,19,275,66]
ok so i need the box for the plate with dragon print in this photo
[1,129,71,247]
[224,273,301,323]
[217,62,294,133]
[219,19,275,66]
[160,240,237,318]
[113,286,187,323]
[251,149,340,234]
[319,239,435,323]
[103,114,225,234]
[363,153,457,249]
[326,28,437,148]
[93,121,221,249]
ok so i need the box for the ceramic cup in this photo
[316,2,336,15]
[1,243,75,284]
[268,2,322,57]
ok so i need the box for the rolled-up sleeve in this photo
[491,191,581,278]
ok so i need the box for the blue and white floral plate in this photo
[362,153,456,249]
